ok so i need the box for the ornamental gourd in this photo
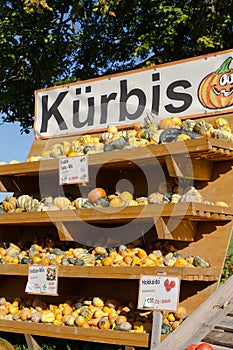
[198,57,233,109]
[2,196,17,212]
[214,117,231,132]
[53,196,71,209]
[87,188,107,203]
[0,338,15,350]
[179,187,204,203]
[16,195,32,210]
[24,198,43,212]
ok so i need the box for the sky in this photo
[0,122,33,163]
[0,122,34,201]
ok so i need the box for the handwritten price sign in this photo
[59,155,88,185]
[138,275,180,311]
[25,266,58,296]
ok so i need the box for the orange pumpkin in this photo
[133,122,143,131]
[102,256,113,266]
[198,57,233,109]
[159,117,181,130]
[87,187,107,203]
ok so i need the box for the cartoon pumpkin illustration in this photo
[198,57,233,109]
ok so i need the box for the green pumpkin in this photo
[96,197,109,207]
[161,323,170,335]
[104,143,115,152]
[193,256,209,268]
[82,201,95,208]
[75,258,85,265]
[112,137,128,149]
[83,143,95,154]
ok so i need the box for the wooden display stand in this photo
[0,113,232,348]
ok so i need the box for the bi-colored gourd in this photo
[159,117,182,130]
[193,120,214,137]
[24,198,43,212]
[16,195,32,209]
[2,196,17,212]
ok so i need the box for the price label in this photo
[25,265,58,296]
[138,275,180,311]
[59,155,89,185]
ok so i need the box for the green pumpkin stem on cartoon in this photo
[215,57,232,74]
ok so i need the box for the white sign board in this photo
[138,275,180,311]
[25,265,58,295]
[34,49,233,139]
[59,155,88,185]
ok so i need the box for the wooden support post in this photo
[25,334,40,350]
[154,217,197,241]
[165,155,213,180]
[150,310,162,349]
[55,222,74,241]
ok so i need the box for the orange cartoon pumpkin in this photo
[198,57,233,109]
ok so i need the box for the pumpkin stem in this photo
[215,57,232,74]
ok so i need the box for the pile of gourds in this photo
[161,306,187,335]
[25,116,233,162]
[0,187,229,214]
[0,295,150,332]
[0,241,210,268]
[0,295,186,334]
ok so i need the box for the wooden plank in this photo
[150,311,162,348]
[203,329,233,348]
[0,264,219,281]
[55,222,74,241]
[211,346,233,350]
[0,320,149,347]
[215,315,233,332]
[154,276,233,350]
[24,334,40,350]
[0,138,232,178]
[0,203,232,226]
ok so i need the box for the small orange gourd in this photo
[88,188,107,203]
[98,316,111,330]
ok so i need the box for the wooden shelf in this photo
[0,137,232,177]
[0,319,149,347]
[0,264,219,281]
[0,131,233,348]
[0,203,232,226]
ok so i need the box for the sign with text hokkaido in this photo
[34,49,233,139]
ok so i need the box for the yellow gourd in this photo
[53,196,71,209]
[2,196,17,212]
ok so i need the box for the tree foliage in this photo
[0,0,232,133]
